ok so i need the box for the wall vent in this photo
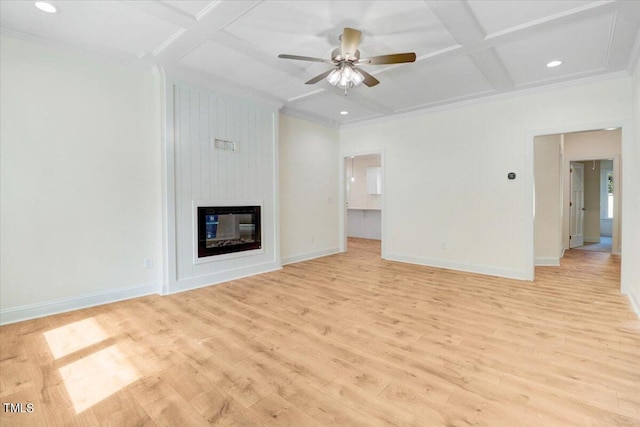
[213,138,237,152]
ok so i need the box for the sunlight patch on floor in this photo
[43,317,109,359]
[58,344,140,413]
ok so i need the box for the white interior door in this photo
[570,162,585,248]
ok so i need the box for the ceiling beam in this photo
[607,1,640,72]
[408,0,621,73]
[467,49,514,91]
[209,30,320,84]
[427,0,513,91]
[120,1,196,29]
[151,1,262,65]
[427,0,486,44]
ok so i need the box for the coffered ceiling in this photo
[1,1,639,127]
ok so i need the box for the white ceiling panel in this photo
[357,55,495,111]
[467,0,593,35]
[1,1,638,126]
[177,39,321,101]
[222,0,457,59]
[0,0,181,59]
[288,92,383,125]
[163,1,213,19]
[495,13,614,87]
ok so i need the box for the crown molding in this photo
[0,28,153,73]
[338,70,632,130]
[627,29,640,75]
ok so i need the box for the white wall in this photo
[279,114,339,264]
[340,77,632,281]
[563,130,621,253]
[534,134,562,265]
[623,60,640,317]
[0,35,161,324]
[167,84,280,292]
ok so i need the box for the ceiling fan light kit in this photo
[278,27,416,95]
[327,64,365,90]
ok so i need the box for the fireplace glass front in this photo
[197,206,261,258]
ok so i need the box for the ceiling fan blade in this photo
[341,28,362,61]
[305,69,334,85]
[278,54,334,64]
[359,52,416,65]
[355,67,380,87]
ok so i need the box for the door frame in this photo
[526,119,630,288]
[339,149,385,256]
[569,161,585,248]
[564,154,620,254]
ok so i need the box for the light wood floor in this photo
[1,238,639,426]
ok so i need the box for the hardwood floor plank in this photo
[0,238,638,426]
[143,392,209,426]
[128,374,177,408]
[89,389,155,427]
[322,377,446,425]
[273,378,377,426]
[249,393,322,426]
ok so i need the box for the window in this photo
[600,164,614,220]
[607,171,613,219]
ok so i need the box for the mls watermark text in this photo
[3,402,34,413]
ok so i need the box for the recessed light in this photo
[546,60,562,68]
[35,1,58,13]
[604,127,617,131]
[340,111,349,115]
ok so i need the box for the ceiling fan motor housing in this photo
[331,47,360,62]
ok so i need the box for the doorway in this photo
[570,159,614,253]
[533,128,621,266]
[342,152,383,255]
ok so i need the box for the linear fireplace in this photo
[197,205,261,258]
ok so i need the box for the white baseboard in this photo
[535,257,561,266]
[168,260,282,294]
[385,253,529,281]
[561,246,566,258]
[0,283,157,326]
[281,247,339,266]
[626,290,640,319]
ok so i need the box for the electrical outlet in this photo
[144,258,153,269]
[441,242,447,250]
[328,196,334,204]
[311,236,315,244]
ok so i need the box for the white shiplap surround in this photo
[164,83,281,294]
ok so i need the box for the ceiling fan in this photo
[278,28,416,94]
